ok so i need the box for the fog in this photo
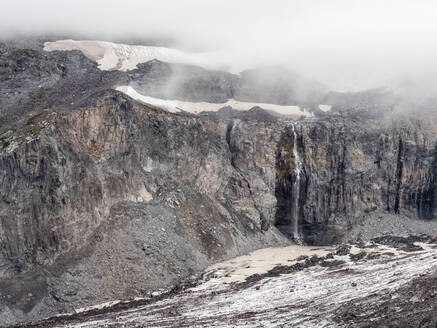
[2,0,437,93]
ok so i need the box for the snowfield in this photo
[44,40,229,72]
[26,237,437,328]
[44,40,329,118]
[116,85,314,118]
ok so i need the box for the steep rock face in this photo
[295,116,437,244]
[0,90,436,325]
[1,41,437,325]
[0,91,288,325]
[203,111,437,246]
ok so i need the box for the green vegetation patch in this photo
[1,72,13,80]
[21,110,50,136]
[26,110,49,126]
[0,139,10,149]
[29,64,46,75]
[28,89,46,102]
[10,49,42,61]
[0,128,14,150]
[1,127,15,135]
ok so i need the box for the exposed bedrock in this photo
[0,91,291,325]
[1,42,437,324]
[295,117,437,244]
[0,90,436,324]
[268,117,437,244]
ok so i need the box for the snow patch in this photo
[116,85,313,118]
[61,242,437,328]
[75,300,121,314]
[142,157,155,173]
[44,40,229,72]
[137,185,153,202]
[193,245,333,290]
[318,104,332,112]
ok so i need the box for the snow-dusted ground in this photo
[43,40,229,72]
[116,85,314,118]
[318,104,332,112]
[39,240,437,328]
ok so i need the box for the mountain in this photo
[0,39,436,326]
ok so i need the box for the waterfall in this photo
[291,123,302,242]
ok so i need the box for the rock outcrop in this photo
[294,115,437,244]
[0,91,289,325]
[0,40,436,325]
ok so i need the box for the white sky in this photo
[2,0,437,92]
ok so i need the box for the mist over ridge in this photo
[2,0,437,95]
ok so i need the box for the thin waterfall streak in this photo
[292,123,302,243]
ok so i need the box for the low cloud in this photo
[2,0,437,93]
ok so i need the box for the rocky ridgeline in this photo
[0,40,436,325]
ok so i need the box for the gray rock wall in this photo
[0,40,437,325]
[0,91,290,325]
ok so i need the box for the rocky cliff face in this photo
[0,40,436,325]
[292,115,437,244]
[211,109,437,245]
[0,91,290,325]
